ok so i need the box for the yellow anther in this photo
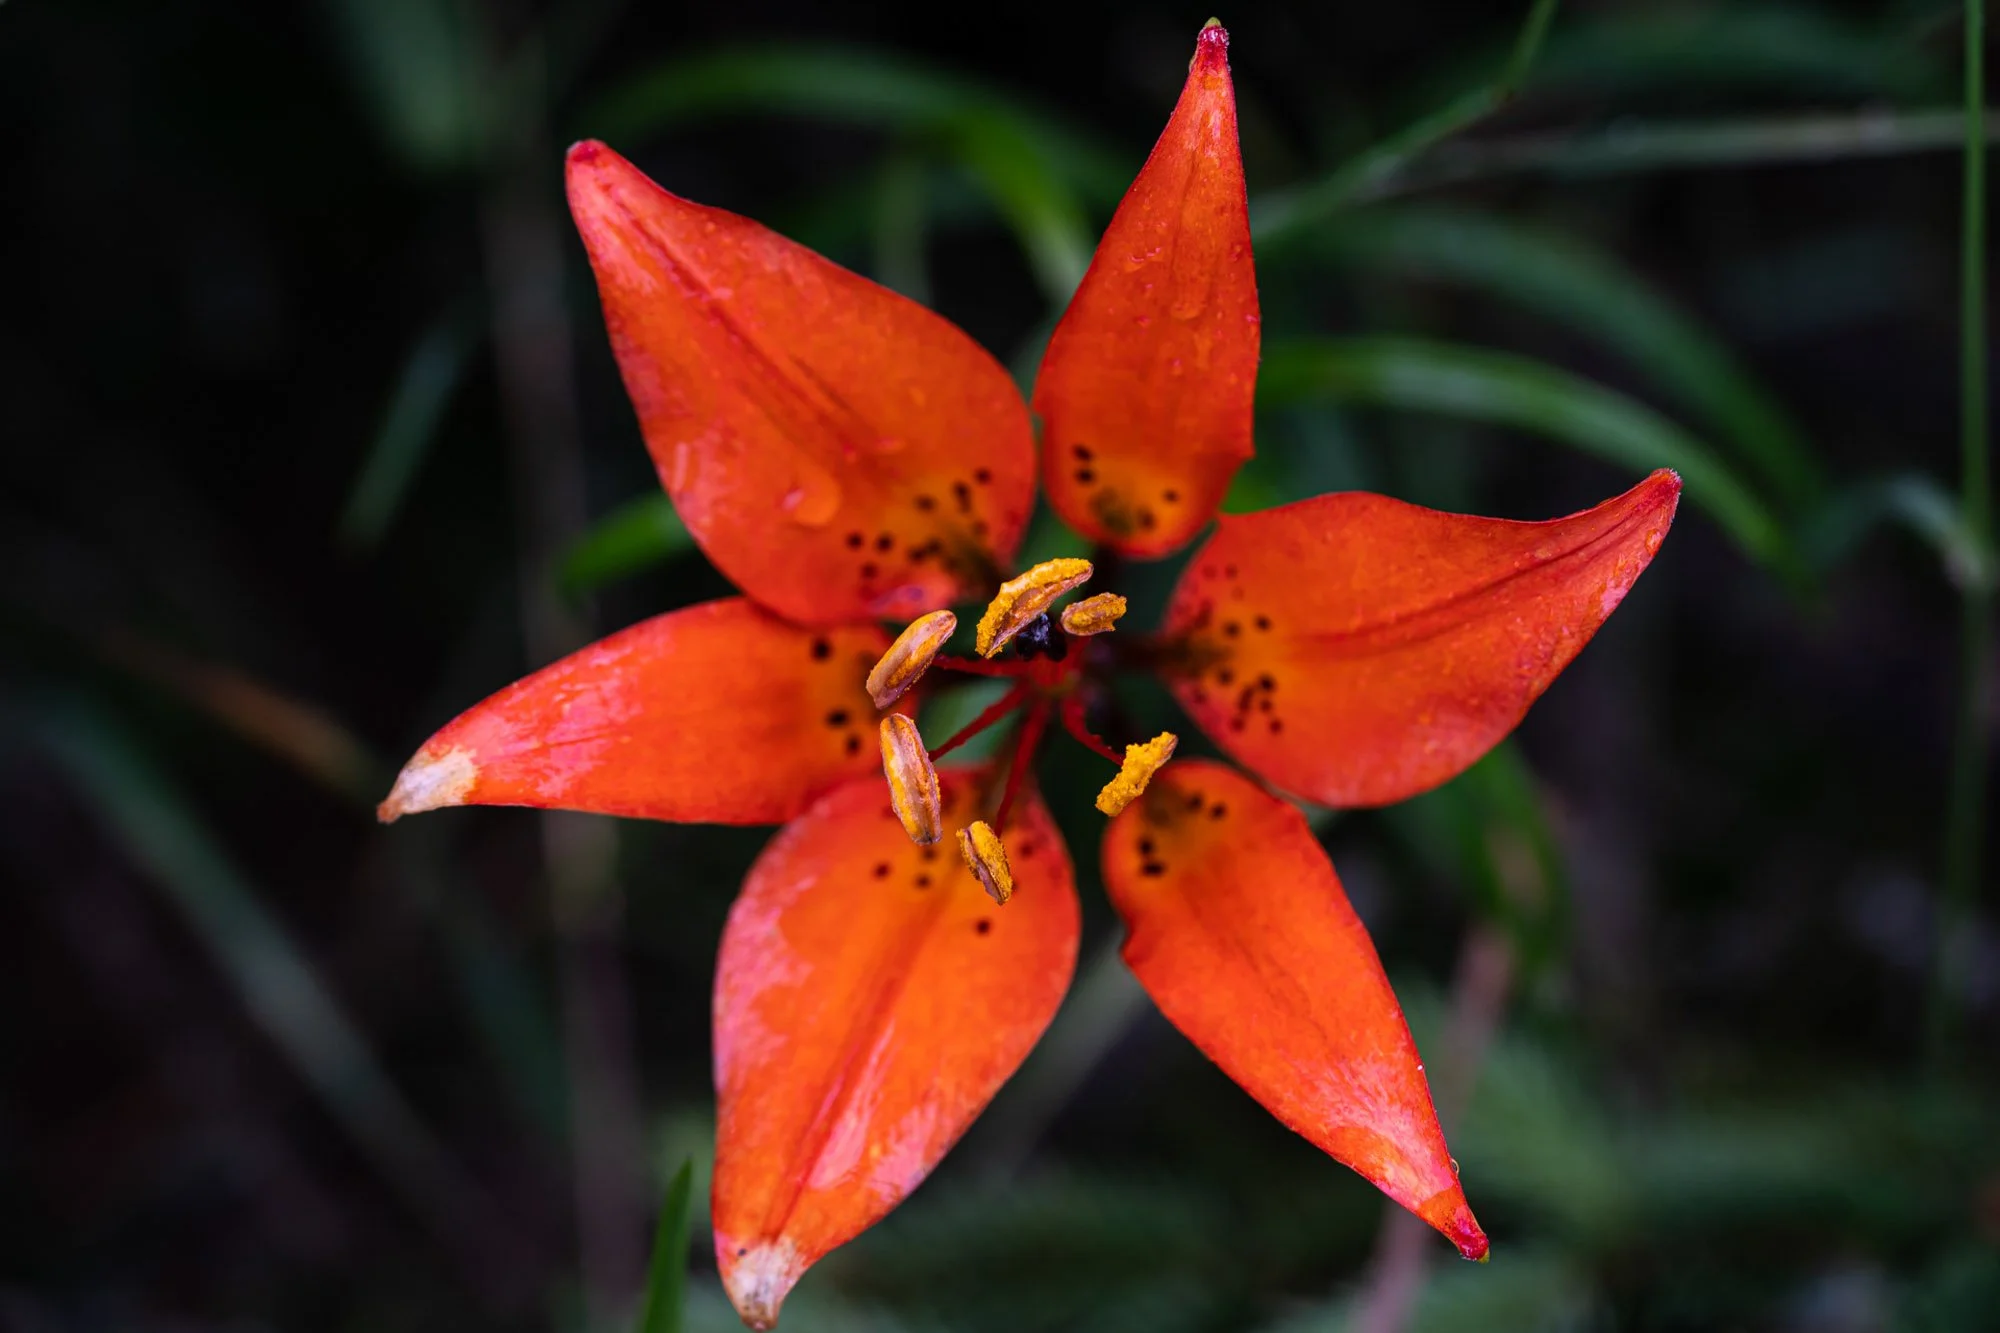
[956,820,1015,905]
[1095,732,1180,816]
[879,714,942,844]
[1059,592,1127,638]
[866,609,957,709]
[975,558,1094,658]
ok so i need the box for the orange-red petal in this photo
[1162,470,1681,806]
[1102,760,1485,1259]
[713,771,1078,1328]
[567,141,1036,625]
[1031,22,1259,557]
[378,598,890,827]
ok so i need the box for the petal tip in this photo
[722,1238,805,1331]
[564,138,640,208]
[1195,18,1230,65]
[377,745,478,823]
[1416,1184,1489,1262]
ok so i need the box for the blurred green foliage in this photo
[3,1,1996,1332]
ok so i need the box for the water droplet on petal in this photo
[780,461,842,527]
[669,442,697,491]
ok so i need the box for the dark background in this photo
[4,1,1997,1330]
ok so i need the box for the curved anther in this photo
[975,558,1094,658]
[866,609,957,709]
[956,820,1015,905]
[1060,592,1127,637]
[1095,731,1180,816]
[879,714,943,844]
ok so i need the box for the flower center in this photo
[863,558,1178,901]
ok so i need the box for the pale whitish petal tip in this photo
[724,1238,805,1330]
[377,745,478,823]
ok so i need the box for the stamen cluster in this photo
[864,559,1179,902]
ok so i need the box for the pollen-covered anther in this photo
[866,609,957,709]
[975,558,1094,658]
[1096,731,1181,816]
[879,714,943,844]
[1059,592,1128,637]
[956,820,1015,905]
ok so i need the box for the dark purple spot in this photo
[916,494,937,512]
[1075,469,1096,484]
[975,919,993,935]
[1254,615,1272,631]
[860,562,879,579]
[953,481,974,513]
[1141,862,1167,877]
[916,875,932,888]
[1210,803,1228,820]
[875,533,895,552]
[873,862,892,879]
[811,638,833,660]
[845,532,865,549]
[1072,444,1094,461]
[846,735,864,755]
[974,467,993,484]
[826,709,850,727]
[1163,488,1181,503]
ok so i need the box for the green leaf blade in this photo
[638,1159,697,1333]
[1258,336,1798,578]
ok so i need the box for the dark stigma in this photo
[1012,613,1067,662]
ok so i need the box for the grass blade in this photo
[1259,336,1797,577]
[638,1159,697,1333]
[30,700,476,1233]
[1804,472,1993,587]
[1251,0,1561,243]
[1927,0,1991,1063]
[576,45,1120,299]
[340,304,480,551]
[1348,108,1999,200]
[1300,208,1822,511]
[558,491,697,595]
[322,0,499,171]
[1526,3,1946,103]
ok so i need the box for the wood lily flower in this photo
[379,22,1678,1329]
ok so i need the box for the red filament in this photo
[929,685,1026,759]
[993,700,1052,832]
[1058,694,1124,764]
